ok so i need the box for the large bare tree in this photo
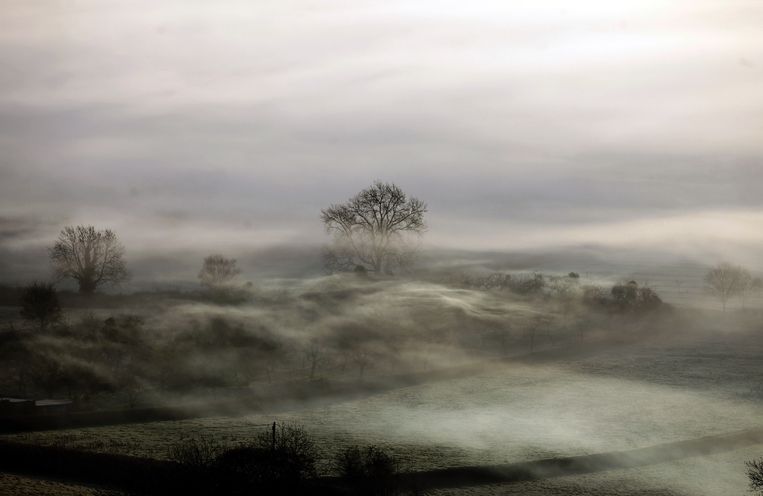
[50,225,128,294]
[198,254,242,288]
[704,263,751,312]
[321,181,427,274]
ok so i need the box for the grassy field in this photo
[4,326,762,495]
[0,472,125,496]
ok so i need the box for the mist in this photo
[1,1,763,495]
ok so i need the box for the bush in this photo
[583,281,664,314]
[748,458,763,494]
[251,422,317,480]
[337,445,399,496]
[610,281,663,312]
[167,435,224,469]
[170,424,317,495]
[19,282,61,330]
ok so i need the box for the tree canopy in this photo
[50,225,128,294]
[704,263,751,312]
[321,181,427,274]
[198,254,242,288]
[19,282,61,330]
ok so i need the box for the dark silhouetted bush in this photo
[169,424,317,495]
[168,435,224,469]
[748,458,763,494]
[19,282,61,330]
[337,445,399,496]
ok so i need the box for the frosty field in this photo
[6,329,762,495]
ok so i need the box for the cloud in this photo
[0,0,761,269]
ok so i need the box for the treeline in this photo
[441,271,667,314]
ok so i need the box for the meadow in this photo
[5,315,762,495]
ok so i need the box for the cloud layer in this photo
[1,0,761,266]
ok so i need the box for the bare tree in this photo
[704,263,751,312]
[19,282,62,330]
[198,254,242,288]
[50,225,128,294]
[321,181,427,274]
[304,341,323,380]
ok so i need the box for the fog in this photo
[1,0,762,276]
[1,1,762,495]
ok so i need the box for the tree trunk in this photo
[78,278,97,294]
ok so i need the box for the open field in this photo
[4,326,762,494]
[0,472,125,496]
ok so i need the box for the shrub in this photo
[167,435,224,469]
[748,458,763,494]
[214,423,317,494]
[337,445,399,496]
[19,282,61,330]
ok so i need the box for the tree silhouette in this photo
[704,263,751,312]
[19,282,61,330]
[198,254,242,288]
[321,181,427,274]
[50,225,128,294]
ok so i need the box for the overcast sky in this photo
[1,0,762,263]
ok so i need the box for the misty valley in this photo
[1,216,762,495]
[2,1,763,494]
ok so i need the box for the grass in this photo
[5,336,762,469]
[0,472,126,495]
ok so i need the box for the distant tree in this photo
[510,273,546,295]
[610,281,662,313]
[304,341,323,380]
[198,254,242,288]
[321,181,427,274]
[747,458,763,494]
[19,282,61,330]
[50,225,128,294]
[704,263,751,312]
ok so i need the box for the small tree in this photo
[198,254,242,289]
[321,181,427,274]
[336,445,399,496]
[704,263,751,312]
[19,282,61,330]
[50,225,128,294]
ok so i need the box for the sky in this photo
[1,0,762,272]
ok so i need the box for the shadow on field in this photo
[400,427,763,491]
[1,427,762,494]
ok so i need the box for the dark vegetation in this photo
[0,269,669,411]
[3,424,762,495]
[322,181,427,274]
[336,445,401,496]
[749,458,763,495]
[19,281,61,330]
[50,225,128,294]
[0,423,412,495]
